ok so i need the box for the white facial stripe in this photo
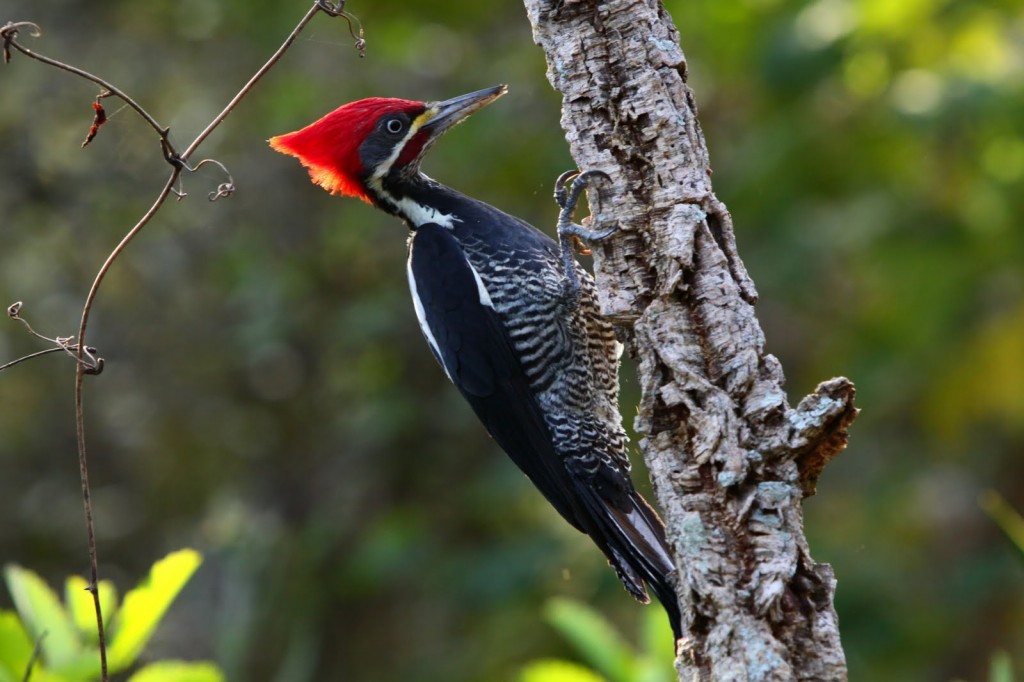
[369,120,421,185]
[366,111,459,229]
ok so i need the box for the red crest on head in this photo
[269,98,422,203]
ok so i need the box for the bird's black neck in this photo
[368,170,483,231]
[367,169,558,264]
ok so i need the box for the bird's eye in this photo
[386,119,404,134]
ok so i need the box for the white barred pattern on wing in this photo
[460,234,631,475]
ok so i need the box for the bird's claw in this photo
[554,169,612,212]
[553,169,618,309]
[555,169,617,245]
[553,169,579,210]
[559,222,617,246]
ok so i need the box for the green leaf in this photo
[0,610,34,682]
[126,661,225,682]
[0,609,83,682]
[3,565,81,668]
[65,576,118,642]
[640,603,676,665]
[107,549,203,673]
[543,598,636,682]
[635,605,675,682]
[518,658,607,682]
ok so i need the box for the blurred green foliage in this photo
[0,0,1021,680]
[1,549,220,681]
[518,598,675,682]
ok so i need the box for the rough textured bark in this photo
[523,1,858,680]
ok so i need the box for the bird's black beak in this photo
[419,85,508,138]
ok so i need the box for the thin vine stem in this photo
[181,2,325,161]
[73,171,178,680]
[73,1,334,357]
[0,347,66,372]
[2,21,171,146]
[3,3,353,680]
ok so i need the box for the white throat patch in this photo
[391,195,459,229]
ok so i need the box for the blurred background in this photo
[1,0,1022,679]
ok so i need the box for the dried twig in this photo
[0,346,69,372]
[2,302,101,374]
[2,21,170,143]
[2,3,361,679]
[316,0,366,56]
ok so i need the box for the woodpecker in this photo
[270,85,680,637]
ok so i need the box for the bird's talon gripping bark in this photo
[555,169,616,246]
[560,222,617,244]
[554,169,580,210]
[554,170,617,307]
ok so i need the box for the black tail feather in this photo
[623,492,683,642]
[576,483,683,641]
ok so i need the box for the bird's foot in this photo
[555,170,617,244]
[553,170,618,307]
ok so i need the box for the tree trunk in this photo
[523,1,858,680]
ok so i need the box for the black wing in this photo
[407,223,585,530]
[407,223,681,637]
